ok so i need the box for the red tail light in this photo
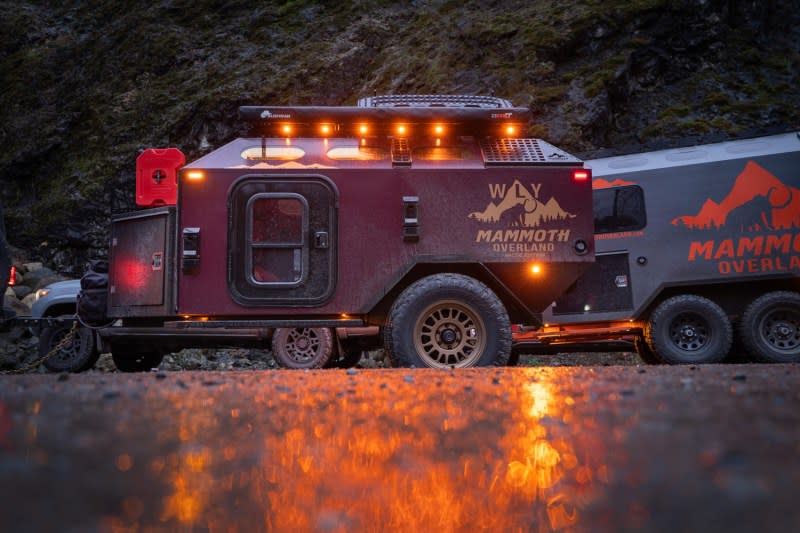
[573,169,590,182]
[8,266,16,286]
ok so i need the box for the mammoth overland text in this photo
[470,181,575,254]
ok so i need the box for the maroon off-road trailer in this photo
[93,95,594,370]
[514,131,800,364]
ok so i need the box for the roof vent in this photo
[480,139,581,166]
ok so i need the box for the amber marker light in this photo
[185,170,205,182]
[433,124,445,136]
[320,123,332,136]
[281,124,292,136]
[505,124,518,136]
[358,124,369,136]
[530,263,543,276]
[396,124,407,136]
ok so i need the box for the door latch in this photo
[182,227,200,273]
[403,196,420,242]
[314,231,329,249]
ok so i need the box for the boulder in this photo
[22,262,43,273]
[21,267,59,290]
[12,285,32,299]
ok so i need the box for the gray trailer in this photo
[514,132,800,364]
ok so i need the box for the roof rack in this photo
[238,95,531,136]
[357,94,514,109]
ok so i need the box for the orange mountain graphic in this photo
[469,180,575,227]
[671,161,800,231]
[592,178,637,189]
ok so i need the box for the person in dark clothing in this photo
[0,202,14,325]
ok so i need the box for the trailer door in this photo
[228,175,338,307]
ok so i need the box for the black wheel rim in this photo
[758,305,800,353]
[668,312,710,352]
[284,328,322,364]
[50,328,83,364]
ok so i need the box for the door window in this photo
[593,185,646,234]
[247,194,308,286]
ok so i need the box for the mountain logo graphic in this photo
[469,180,575,227]
[592,178,637,189]
[672,161,800,231]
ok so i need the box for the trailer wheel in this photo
[111,346,164,372]
[645,295,732,364]
[272,327,334,369]
[40,316,99,373]
[384,274,511,368]
[633,336,663,365]
[739,291,800,363]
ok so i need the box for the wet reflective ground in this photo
[1,365,799,532]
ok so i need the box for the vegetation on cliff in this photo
[1,0,798,273]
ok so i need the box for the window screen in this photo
[593,185,646,234]
[247,194,308,285]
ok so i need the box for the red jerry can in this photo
[135,148,185,207]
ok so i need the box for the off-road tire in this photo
[644,295,732,364]
[739,291,800,363]
[272,327,334,369]
[634,336,663,365]
[40,316,99,373]
[111,346,164,372]
[384,273,511,368]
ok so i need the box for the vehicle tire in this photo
[644,295,732,364]
[111,346,164,372]
[633,336,663,365]
[384,273,511,368]
[739,291,800,363]
[272,327,334,369]
[40,316,99,373]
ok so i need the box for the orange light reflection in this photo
[117,369,607,532]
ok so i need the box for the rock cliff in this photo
[1,0,798,273]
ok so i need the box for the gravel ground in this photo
[3,324,643,373]
[2,364,799,533]
[92,347,643,373]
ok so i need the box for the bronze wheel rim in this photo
[412,300,486,368]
